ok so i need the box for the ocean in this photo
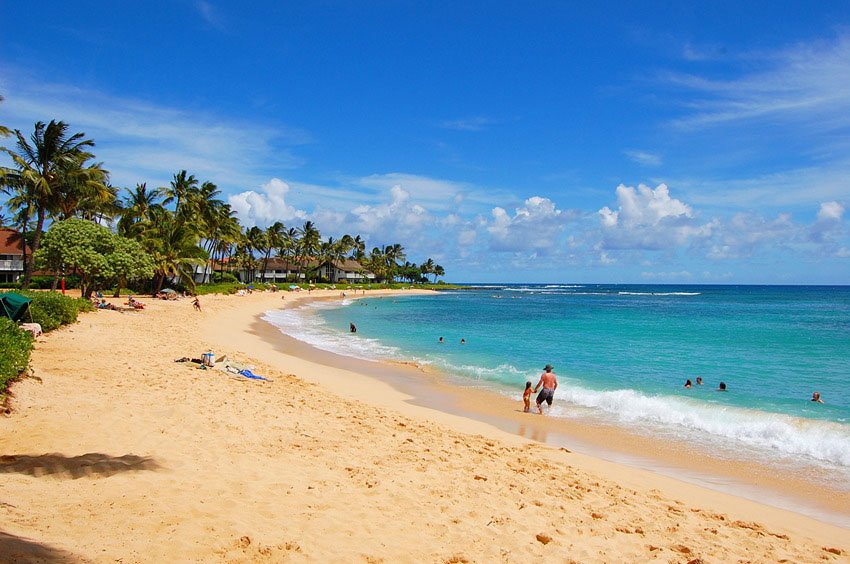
[263,284,850,484]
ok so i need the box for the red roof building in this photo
[0,229,27,283]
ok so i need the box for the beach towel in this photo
[238,369,271,382]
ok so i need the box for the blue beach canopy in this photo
[0,292,32,322]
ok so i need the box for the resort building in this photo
[221,257,376,284]
[0,228,27,284]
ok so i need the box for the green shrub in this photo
[212,272,239,284]
[27,275,82,289]
[20,291,83,332]
[0,318,33,394]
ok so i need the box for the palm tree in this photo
[118,183,164,237]
[433,264,445,283]
[244,226,266,283]
[162,170,199,219]
[261,221,285,283]
[0,120,96,287]
[296,221,320,281]
[143,209,208,292]
[50,157,112,221]
[350,234,366,261]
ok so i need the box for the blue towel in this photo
[238,369,270,382]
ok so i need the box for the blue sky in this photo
[2,1,849,283]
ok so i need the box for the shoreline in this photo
[260,291,850,528]
[1,289,847,561]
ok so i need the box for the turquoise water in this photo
[264,285,850,476]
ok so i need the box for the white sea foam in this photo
[618,291,701,296]
[263,303,401,361]
[543,385,850,469]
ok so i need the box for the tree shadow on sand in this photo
[0,530,80,563]
[0,453,160,479]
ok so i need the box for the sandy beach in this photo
[1,289,848,563]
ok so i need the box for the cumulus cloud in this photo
[597,183,715,250]
[487,196,567,252]
[346,185,432,242]
[809,200,846,248]
[228,178,308,228]
[707,212,796,259]
[817,201,844,221]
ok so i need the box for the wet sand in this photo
[255,295,850,528]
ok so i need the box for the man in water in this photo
[533,364,558,415]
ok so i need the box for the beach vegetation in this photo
[34,219,155,298]
[15,290,92,332]
[2,120,449,298]
[0,317,32,394]
[0,121,102,288]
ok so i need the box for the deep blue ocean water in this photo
[264,284,850,477]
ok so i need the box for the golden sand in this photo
[0,290,847,562]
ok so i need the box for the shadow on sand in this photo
[0,453,160,479]
[0,530,80,563]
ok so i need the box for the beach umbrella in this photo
[161,288,177,294]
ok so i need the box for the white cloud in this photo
[0,68,309,191]
[707,212,796,259]
[667,34,850,132]
[346,185,432,243]
[228,178,308,228]
[598,183,715,250]
[487,196,567,252]
[817,201,845,221]
[624,149,662,167]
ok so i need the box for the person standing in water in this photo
[522,381,532,413]
[533,364,558,415]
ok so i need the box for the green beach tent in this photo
[0,292,32,322]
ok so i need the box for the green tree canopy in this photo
[34,218,154,297]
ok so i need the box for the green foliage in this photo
[194,282,246,295]
[27,275,82,289]
[21,291,77,331]
[213,272,238,284]
[0,317,32,394]
[34,219,155,297]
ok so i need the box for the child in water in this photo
[523,381,533,413]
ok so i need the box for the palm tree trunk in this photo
[21,207,46,288]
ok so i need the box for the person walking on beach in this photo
[192,296,201,311]
[533,364,558,415]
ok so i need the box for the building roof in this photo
[0,229,28,255]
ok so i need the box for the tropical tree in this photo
[142,209,208,292]
[162,170,199,219]
[296,221,320,281]
[0,120,97,287]
[34,218,154,298]
[260,221,285,283]
[117,183,164,238]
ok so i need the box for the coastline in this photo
[0,289,847,562]
[259,291,850,527]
